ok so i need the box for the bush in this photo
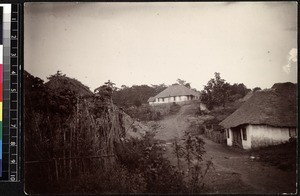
[169,103,181,115]
[62,132,187,194]
[114,132,187,193]
[134,99,142,107]
[172,131,213,193]
[250,140,296,171]
[125,105,163,121]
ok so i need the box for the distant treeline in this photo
[111,73,257,111]
[112,84,167,108]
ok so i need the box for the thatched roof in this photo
[220,82,297,128]
[153,84,200,98]
[239,91,254,102]
[46,76,93,96]
[147,97,155,102]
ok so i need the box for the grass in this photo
[250,139,297,171]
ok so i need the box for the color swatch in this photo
[0,48,2,177]
[0,6,3,177]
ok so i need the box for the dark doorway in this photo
[232,127,242,148]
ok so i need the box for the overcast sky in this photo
[24,2,297,91]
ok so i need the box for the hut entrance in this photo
[232,127,242,148]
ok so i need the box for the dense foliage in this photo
[201,72,251,109]
[113,132,187,193]
[250,139,296,171]
[112,84,167,108]
[25,71,210,194]
[25,71,126,194]
[124,105,163,121]
[71,130,213,194]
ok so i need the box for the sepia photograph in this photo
[24,2,297,195]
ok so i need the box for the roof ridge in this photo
[153,84,200,98]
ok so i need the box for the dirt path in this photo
[200,136,296,194]
[154,104,191,141]
[153,104,297,194]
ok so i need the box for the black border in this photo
[0,1,298,196]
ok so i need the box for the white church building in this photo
[147,84,200,105]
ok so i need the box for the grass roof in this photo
[220,82,297,128]
[153,84,200,98]
[46,76,93,96]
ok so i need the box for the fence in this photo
[204,124,226,144]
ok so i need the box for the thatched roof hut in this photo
[239,91,254,102]
[220,82,297,129]
[46,75,93,97]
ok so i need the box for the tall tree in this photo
[177,79,191,89]
[201,72,230,108]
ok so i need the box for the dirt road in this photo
[154,104,297,194]
[154,104,191,141]
[200,136,296,193]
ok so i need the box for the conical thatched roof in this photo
[239,91,254,102]
[220,83,297,128]
[154,84,200,98]
[46,76,93,96]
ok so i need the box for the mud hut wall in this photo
[226,129,233,146]
[240,125,251,149]
[248,124,290,148]
[227,125,291,149]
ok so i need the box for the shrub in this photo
[114,132,187,193]
[173,131,214,193]
[250,140,296,171]
[169,103,181,115]
[125,105,163,121]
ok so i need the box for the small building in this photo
[219,82,297,149]
[147,84,200,105]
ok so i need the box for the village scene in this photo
[24,2,297,195]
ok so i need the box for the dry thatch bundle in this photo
[46,72,93,97]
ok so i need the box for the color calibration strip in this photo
[0,4,10,181]
[0,4,20,182]
[0,6,2,178]
[9,4,20,182]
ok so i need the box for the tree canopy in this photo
[112,84,167,108]
[201,72,251,109]
[177,79,191,89]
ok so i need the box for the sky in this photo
[24,2,297,91]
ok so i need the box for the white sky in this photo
[24,2,297,91]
